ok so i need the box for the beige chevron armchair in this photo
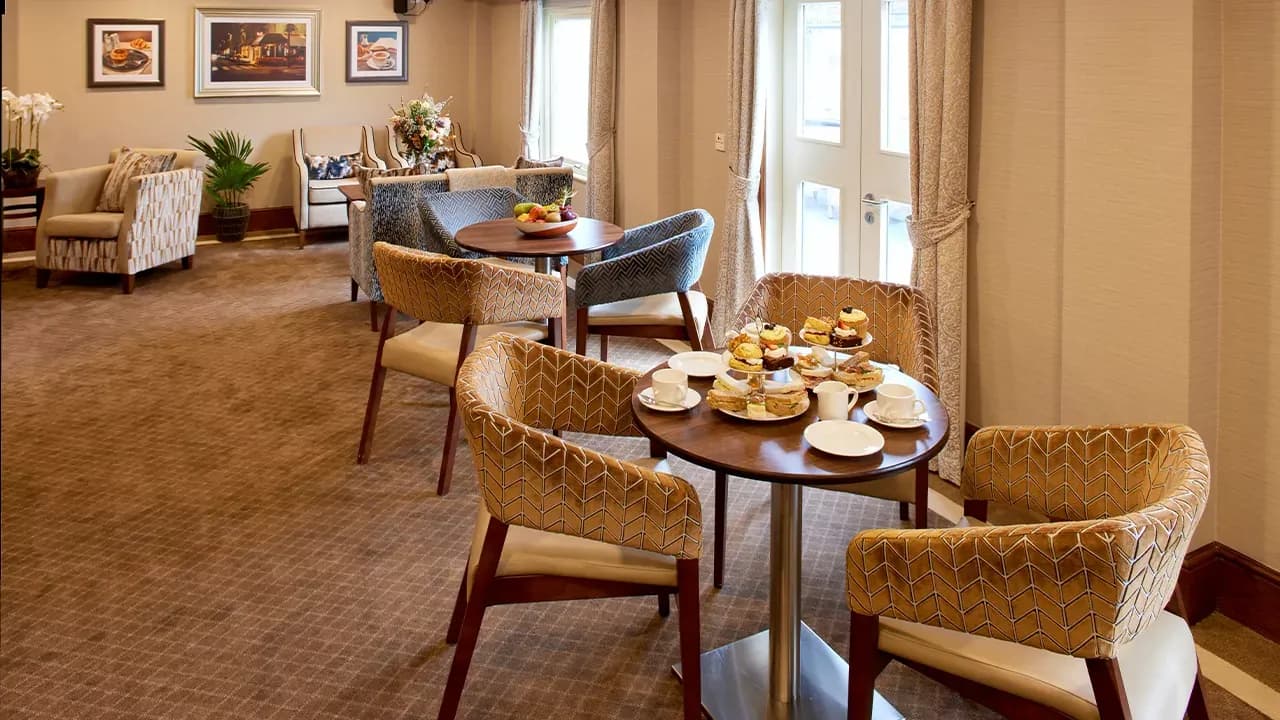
[356,243,563,496]
[441,333,702,720]
[714,272,938,587]
[845,424,1211,720]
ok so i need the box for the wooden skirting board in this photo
[196,206,296,236]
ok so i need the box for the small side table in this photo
[2,182,46,253]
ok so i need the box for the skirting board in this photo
[197,206,295,236]
[1179,541,1280,643]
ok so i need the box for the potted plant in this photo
[187,130,270,242]
[1,88,62,190]
[388,92,451,172]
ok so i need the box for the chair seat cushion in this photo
[308,178,359,204]
[42,212,123,239]
[879,611,1197,720]
[587,291,708,327]
[380,320,548,386]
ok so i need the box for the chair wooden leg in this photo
[963,499,989,522]
[677,291,702,351]
[1086,657,1134,720]
[658,592,670,618]
[350,277,358,302]
[848,612,881,720]
[553,313,566,351]
[599,334,608,363]
[1186,672,1210,720]
[35,268,50,289]
[714,470,727,589]
[369,301,379,332]
[676,559,701,720]
[357,306,397,464]
[297,229,307,249]
[437,389,462,496]
[576,307,589,356]
[446,562,469,645]
[898,502,910,521]
[181,255,194,270]
[120,274,136,294]
[914,464,929,529]
[438,518,508,720]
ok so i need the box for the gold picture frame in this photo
[194,8,321,98]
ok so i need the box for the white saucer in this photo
[863,400,927,429]
[638,387,701,412]
[668,351,727,378]
[804,420,885,457]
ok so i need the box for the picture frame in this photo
[87,19,165,88]
[345,21,409,83]
[194,8,321,98]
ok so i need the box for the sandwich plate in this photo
[713,393,810,422]
[804,420,885,457]
[668,351,727,378]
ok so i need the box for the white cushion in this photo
[42,212,122,239]
[380,320,548,387]
[879,611,1197,720]
[587,291,708,327]
[307,202,349,229]
[308,178,359,204]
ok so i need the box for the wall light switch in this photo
[714,133,726,152]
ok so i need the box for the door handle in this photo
[861,193,888,206]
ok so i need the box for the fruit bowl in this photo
[514,218,578,238]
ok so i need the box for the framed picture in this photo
[345,21,409,83]
[87,19,165,88]
[194,8,321,98]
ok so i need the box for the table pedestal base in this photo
[673,623,902,720]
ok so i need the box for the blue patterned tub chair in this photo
[574,209,715,359]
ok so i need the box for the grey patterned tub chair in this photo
[574,209,715,359]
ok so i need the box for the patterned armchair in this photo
[441,333,703,720]
[36,147,205,294]
[708,273,937,588]
[575,209,715,359]
[356,243,563,496]
[846,424,1211,720]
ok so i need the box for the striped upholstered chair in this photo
[575,209,715,359]
[355,243,564,495]
[710,272,937,586]
[441,333,702,720]
[846,424,1211,720]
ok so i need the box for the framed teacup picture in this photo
[345,21,408,83]
[87,19,165,88]
[194,8,321,98]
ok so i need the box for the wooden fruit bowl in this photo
[514,218,577,238]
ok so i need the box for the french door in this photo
[777,0,912,284]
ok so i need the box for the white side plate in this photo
[804,420,885,457]
[668,351,727,378]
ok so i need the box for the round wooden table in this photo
[632,358,949,720]
[455,217,624,347]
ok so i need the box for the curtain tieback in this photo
[518,124,539,142]
[586,129,615,159]
[728,170,759,198]
[907,201,973,249]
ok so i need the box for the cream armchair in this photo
[846,424,1211,720]
[291,124,381,248]
[35,147,205,294]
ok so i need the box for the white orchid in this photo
[3,89,63,173]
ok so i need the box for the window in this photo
[880,0,909,154]
[799,2,842,143]
[538,3,592,173]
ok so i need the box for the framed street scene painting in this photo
[195,8,321,98]
[346,21,408,83]
[88,19,165,88]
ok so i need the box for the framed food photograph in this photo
[194,8,321,98]
[345,21,408,83]
[87,19,165,88]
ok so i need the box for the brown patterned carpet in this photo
[0,239,1266,719]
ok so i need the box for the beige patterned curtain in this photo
[584,0,617,222]
[519,0,542,158]
[710,0,767,338]
[907,0,973,482]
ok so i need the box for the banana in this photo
[513,202,537,214]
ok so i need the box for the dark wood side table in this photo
[2,182,46,254]
[631,361,949,720]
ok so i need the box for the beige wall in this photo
[2,3,19,93]
[8,0,479,210]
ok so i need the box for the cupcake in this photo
[831,307,868,348]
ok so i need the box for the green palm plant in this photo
[186,130,270,208]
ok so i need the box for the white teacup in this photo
[814,380,857,421]
[875,383,924,419]
[652,367,689,405]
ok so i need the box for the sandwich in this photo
[794,348,834,382]
[726,333,766,372]
[764,389,807,416]
[832,351,883,390]
[800,315,834,345]
[831,306,868,348]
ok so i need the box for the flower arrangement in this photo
[388,92,451,170]
[2,88,63,188]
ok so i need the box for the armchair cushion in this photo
[307,178,359,204]
[515,155,565,169]
[380,320,548,387]
[42,212,122,239]
[96,150,153,212]
[879,611,1197,720]
[587,291,708,327]
[305,152,361,180]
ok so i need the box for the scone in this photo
[726,333,766,372]
[800,315,833,345]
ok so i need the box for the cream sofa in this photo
[291,125,383,248]
[35,147,206,294]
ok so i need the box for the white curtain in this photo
[584,0,617,222]
[710,0,767,339]
[907,0,973,482]
[519,0,542,158]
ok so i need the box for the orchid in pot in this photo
[2,88,63,189]
[388,92,451,172]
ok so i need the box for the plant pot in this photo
[2,167,40,190]
[213,203,251,243]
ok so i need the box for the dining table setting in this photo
[630,315,950,720]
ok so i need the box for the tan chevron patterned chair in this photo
[440,333,703,720]
[356,243,564,495]
[712,272,937,587]
[845,424,1211,720]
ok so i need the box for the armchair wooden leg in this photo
[437,389,462,496]
[677,291,702,351]
[963,499,989,522]
[181,255,194,270]
[676,559,702,720]
[357,305,396,464]
[350,277,358,302]
[297,230,307,249]
[1086,657,1134,720]
[553,313,566,351]
[369,301,379,332]
[121,274,136,294]
[576,307,589,356]
[714,471,727,589]
[914,464,929,529]
[599,334,609,363]
[898,502,910,522]
[848,612,881,720]
[446,562,469,645]
[658,592,670,618]
[1186,673,1210,720]
[35,269,50,289]
[438,518,508,720]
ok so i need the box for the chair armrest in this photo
[575,230,710,308]
[119,169,202,255]
[40,164,112,218]
[511,339,645,437]
[292,130,308,228]
[468,261,564,324]
[963,424,1208,521]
